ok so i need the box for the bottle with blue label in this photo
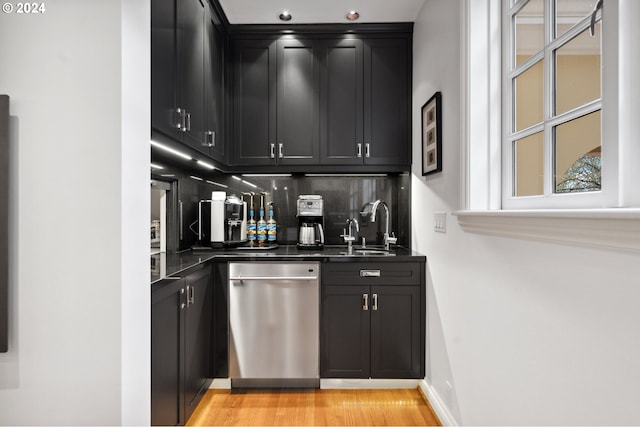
[247,203,256,244]
[267,204,277,243]
[257,206,267,246]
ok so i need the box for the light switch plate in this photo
[434,212,446,233]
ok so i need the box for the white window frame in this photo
[503,0,606,209]
[457,0,640,252]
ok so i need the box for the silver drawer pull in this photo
[360,270,380,277]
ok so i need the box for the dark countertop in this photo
[151,245,425,284]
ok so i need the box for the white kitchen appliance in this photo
[199,191,246,247]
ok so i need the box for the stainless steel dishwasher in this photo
[228,262,320,388]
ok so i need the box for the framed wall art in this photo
[421,91,442,176]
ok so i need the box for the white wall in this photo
[413,0,640,425]
[0,1,150,425]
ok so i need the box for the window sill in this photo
[453,209,640,252]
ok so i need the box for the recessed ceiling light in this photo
[346,10,360,21]
[278,10,292,22]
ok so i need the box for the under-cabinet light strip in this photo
[150,140,192,161]
[197,160,215,170]
[206,180,228,188]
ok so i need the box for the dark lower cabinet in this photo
[321,285,370,378]
[151,265,213,426]
[320,262,424,379]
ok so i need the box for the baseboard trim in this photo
[209,378,231,389]
[418,380,459,426]
[320,378,419,389]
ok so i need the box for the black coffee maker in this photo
[296,195,325,249]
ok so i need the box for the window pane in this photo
[514,132,544,197]
[556,0,595,39]
[514,60,544,132]
[555,27,601,115]
[554,111,601,193]
[515,0,544,67]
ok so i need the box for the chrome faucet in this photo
[341,218,359,255]
[368,200,397,250]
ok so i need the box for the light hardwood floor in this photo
[187,388,441,426]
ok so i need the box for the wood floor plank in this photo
[187,388,441,426]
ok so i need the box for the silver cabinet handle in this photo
[356,143,362,158]
[187,285,195,306]
[181,288,186,310]
[179,200,184,240]
[372,293,378,311]
[205,131,215,147]
[175,108,186,131]
[363,293,369,311]
[185,112,191,132]
[270,143,275,159]
[278,143,284,158]
[360,269,380,277]
[229,275,318,281]
[365,143,370,158]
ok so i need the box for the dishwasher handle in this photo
[229,275,319,281]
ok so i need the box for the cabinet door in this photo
[151,0,181,140]
[233,39,276,165]
[276,39,320,165]
[370,285,421,378]
[184,266,212,420]
[204,10,225,162]
[320,285,370,378]
[177,0,206,153]
[363,38,410,166]
[151,278,186,426]
[320,39,364,165]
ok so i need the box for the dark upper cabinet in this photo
[320,262,424,379]
[204,9,225,162]
[151,0,227,159]
[232,34,410,170]
[177,0,206,153]
[232,39,276,165]
[276,39,321,165]
[151,265,212,426]
[363,38,410,166]
[232,38,320,166]
[151,0,181,142]
[319,39,365,165]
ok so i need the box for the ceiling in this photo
[217,0,427,24]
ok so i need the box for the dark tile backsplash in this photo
[214,174,411,247]
[153,169,411,249]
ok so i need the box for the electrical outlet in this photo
[434,212,446,233]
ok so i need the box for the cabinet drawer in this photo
[322,262,421,286]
